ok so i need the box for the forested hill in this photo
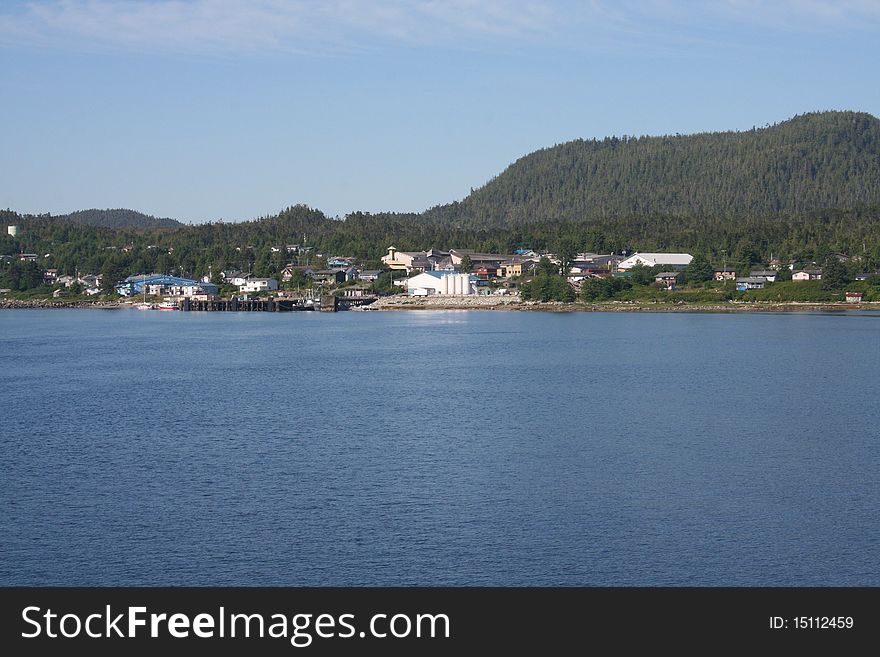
[425,111,880,226]
[54,208,183,229]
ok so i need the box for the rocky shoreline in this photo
[367,295,875,313]
[0,299,124,309]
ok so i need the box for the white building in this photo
[407,271,476,296]
[239,278,279,293]
[617,252,693,270]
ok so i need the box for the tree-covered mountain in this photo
[53,208,183,229]
[426,111,880,225]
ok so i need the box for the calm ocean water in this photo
[1,308,878,586]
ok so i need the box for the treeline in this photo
[45,208,182,229]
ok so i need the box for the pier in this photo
[178,295,377,312]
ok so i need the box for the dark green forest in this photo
[3,111,880,287]
[52,208,183,229]
[426,111,880,225]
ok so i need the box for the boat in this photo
[135,274,154,309]
[156,301,178,311]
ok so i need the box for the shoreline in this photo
[3,296,875,313]
[368,297,875,313]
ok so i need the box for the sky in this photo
[1,1,879,223]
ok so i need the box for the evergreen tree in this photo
[822,258,848,289]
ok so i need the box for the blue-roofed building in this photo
[116,274,218,298]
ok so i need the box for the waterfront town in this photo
[2,221,877,310]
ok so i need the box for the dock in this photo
[178,295,377,312]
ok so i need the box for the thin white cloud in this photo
[0,0,877,56]
[0,0,562,55]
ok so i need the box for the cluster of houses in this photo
[4,231,877,304]
[383,248,704,296]
[381,247,878,298]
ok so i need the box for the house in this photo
[854,272,880,281]
[654,272,680,290]
[79,274,101,289]
[312,270,346,286]
[357,270,383,282]
[407,271,476,296]
[57,275,75,287]
[327,257,354,268]
[224,271,252,286]
[18,253,38,262]
[736,277,766,291]
[43,269,59,283]
[239,278,278,293]
[498,258,538,278]
[280,265,315,282]
[792,269,822,281]
[714,267,737,281]
[338,265,359,281]
[845,292,864,303]
[617,252,693,270]
[574,253,617,268]
[565,271,603,288]
[749,270,777,282]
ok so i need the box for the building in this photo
[736,277,766,291]
[654,272,680,290]
[749,270,777,282]
[181,283,219,297]
[7,225,17,237]
[407,271,476,296]
[845,292,864,303]
[116,274,214,297]
[223,271,252,286]
[18,253,38,262]
[357,270,383,282]
[617,252,693,270]
[498,258,538,278]
[714,267,737,281]
[448,249,505,271]
[792,269,822,281]
[239,278,278,293]
[337,265,359,281]
[280,265,315,282]
[312,270,346,286]
[381,246,430,272]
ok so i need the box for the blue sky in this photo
[2,1,879,223]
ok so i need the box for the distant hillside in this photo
[426,111,880,226]
[57,208,183,229]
